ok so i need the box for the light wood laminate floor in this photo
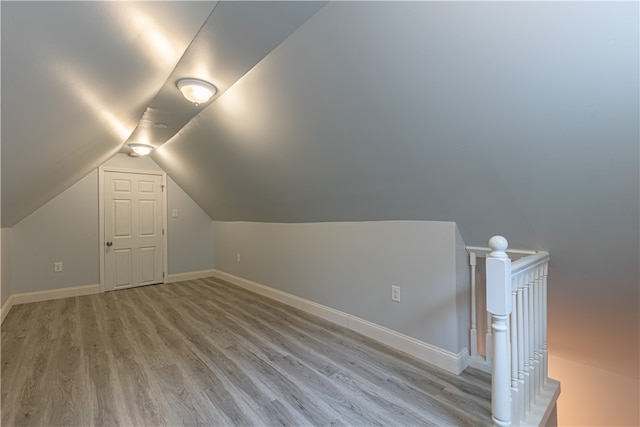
[2,277,491,426]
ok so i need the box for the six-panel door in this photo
[104,171,164,291]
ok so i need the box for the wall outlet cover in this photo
[391,285,401,302]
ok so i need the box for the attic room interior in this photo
[1,1,638,426]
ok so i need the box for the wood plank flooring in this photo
[1,277,492,426]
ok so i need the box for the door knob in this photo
[106,241,113,247]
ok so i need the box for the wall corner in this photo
[454,224,471,356]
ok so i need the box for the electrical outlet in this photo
[391,285,401,302]
[236,253,241,263]
[54,262,63,272]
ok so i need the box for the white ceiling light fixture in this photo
[129,143,154,156]
[177,78,216,106]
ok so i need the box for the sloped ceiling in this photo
[118,1,327,156]
[2,2,638,377]
[153,2,639,377]
[1,1,217,227]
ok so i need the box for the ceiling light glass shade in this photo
[177,78,216,105]
[129,143,154,156]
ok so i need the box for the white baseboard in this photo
[11,284,100,306]
[1,270,219,324]
[1,294,15,324]
[211,269,469,375]
[167,269,217,283]
[2,284,101,324]
[347,312,470,374]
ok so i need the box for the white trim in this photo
[1,268,215,322]
[99,166,168,292]
[98,166,165,175]
[99,168,105,292]
[1,294,14,324]
[167,269,217,283]
[347,313,470,374]
[466,245,536,259]
[10,284,100,306]
[211,269,469,375]
[161,173,168,284]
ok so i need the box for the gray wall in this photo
[213,220,469,354]
[1,229,12,306]
[12,170,100,292]
[10,154,214,294]
[167,176,214,275]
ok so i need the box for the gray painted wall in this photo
[1,229,12,306]
[167,176,214,275]
[10,154,213,294]
[12,170,100,292]
[213,220,469,354]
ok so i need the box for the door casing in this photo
[99,166,168,293]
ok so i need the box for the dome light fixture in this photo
[129,143,154,156]
[177,78,216,106]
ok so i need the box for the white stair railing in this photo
[486,235,556,427]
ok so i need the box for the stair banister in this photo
[478,236,559,426]
[486,236,512,427]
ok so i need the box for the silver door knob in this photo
[106,241,113,247]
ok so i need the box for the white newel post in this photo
[487,236,512,427]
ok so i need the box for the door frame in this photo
[98,166,168,293]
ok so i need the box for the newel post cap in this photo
[489,235,509,258]
[486,235,512,315]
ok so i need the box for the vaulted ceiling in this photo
[2,2,638,378]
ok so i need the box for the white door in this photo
[104,171,165,291]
